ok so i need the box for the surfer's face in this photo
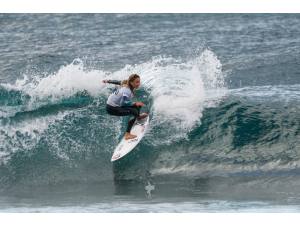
[130,78,141,89]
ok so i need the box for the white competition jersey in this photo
[106,86,133,107]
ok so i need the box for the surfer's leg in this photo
[106,104,146,118]
[106,104,136,117]
[125,106,140,132]
[106,105,140,139]
[124,106,141,139]
[122,106,140,117]
[130,105,148,119]
[126,118,136,132]
[124,116,139,140]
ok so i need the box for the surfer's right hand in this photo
[102,80,107,83]
[134,102,145,107]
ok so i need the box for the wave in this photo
[0,49,299,190]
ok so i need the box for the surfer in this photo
[103,74,148,140]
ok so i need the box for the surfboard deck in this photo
[111,115,150,162]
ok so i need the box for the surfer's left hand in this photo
[134,102,145,107]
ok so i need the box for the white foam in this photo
[0,49,226,150]
[109,49,226,144]
[2,59,108,106]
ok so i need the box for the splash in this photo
[109,49,226,144]
[2,59,108,104]
[0,49,226,166]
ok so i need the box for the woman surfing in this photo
[103,74,148,140]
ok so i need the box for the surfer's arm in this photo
[103,80,122,85]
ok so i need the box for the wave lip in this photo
[110,49,226,145]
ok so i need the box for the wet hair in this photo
[122,74,140,92]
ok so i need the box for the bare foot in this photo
[125,132,137,140]
[138,113,148,120]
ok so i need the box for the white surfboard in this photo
[111,116,150,162]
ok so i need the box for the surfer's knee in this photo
[130,108,139,117]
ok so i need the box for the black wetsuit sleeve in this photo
[106,80,121,85]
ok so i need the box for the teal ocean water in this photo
[0,14,300,212]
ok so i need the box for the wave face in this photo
[0,50,226,188]
[0,48,300,192]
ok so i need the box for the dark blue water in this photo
[0,14,300,212]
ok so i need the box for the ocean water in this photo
[0,14,300,212]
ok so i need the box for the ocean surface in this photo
[0,14,300,212]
